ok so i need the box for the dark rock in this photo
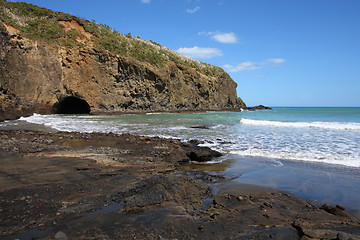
[293,207,360,240]
[246,105,272,111]
[337,232,350,240]
[237,196,244,201]
[198,226,206,232]
[188,139,205,145]
[116,175,210,208]
[190,126,210,130]
[187,148,222,162]
[185,170,225,183]
[55,231,68,240]
[263,202,273,208]
[336,204,346,211]
[320,204,351,218]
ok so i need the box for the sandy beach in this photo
[1,130,360,239]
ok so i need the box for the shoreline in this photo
[195,154,360,214]
[1,130,360,239]
[0,108,244,122]
[0,105,274,122]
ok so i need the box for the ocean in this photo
[1,107,360,211]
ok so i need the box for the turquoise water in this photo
[6,107,360,168]
[2,107,360,210]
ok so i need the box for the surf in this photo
[240,118,360,131]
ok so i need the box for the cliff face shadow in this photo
[54,96,91,114]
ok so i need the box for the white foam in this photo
[20,114,115,133]
[229,149,360,168]
[16,113,360,169]
[168,126,187,130]
[145,112,163,115]
[0,120,18,126]
[19,113,44,122]
[199,141,221,148]
[240,118,360,131]
[190,157,227,164]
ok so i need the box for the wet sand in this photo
[1,130,360,239]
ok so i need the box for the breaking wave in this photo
[240,118,360,131]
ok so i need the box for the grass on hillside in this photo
[0,0,225,77]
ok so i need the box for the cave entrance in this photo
[55,96,91,114]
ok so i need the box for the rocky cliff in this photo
[0,1,245,120]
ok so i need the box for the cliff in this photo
[0,1,246,120]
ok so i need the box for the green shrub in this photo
[0,21,5,32]
[66,29,78,39]
[0,0,224,76]
[25,18,65,41]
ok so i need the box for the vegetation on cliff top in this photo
[0,0,225,77]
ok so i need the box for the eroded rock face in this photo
[0,29,245,120]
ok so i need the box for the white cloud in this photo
[176,46,223,59]
[186,6,200,13]
[141,0,151,3]
[267,58,286,64]
[199,31,238,44]
[222,62,263,72]
[211,32,238,43]
[222,58,286,72]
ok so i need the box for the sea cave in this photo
[55,96,91,114]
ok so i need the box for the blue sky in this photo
[13,0,360,107]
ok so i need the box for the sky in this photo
[11,0,360,107]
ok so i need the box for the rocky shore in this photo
[1,130,360,239]
[245,105,272,111]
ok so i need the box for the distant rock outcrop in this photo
[0,1,246,120]
[246,105,272,111]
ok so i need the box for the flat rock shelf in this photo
[0,130,359,239]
